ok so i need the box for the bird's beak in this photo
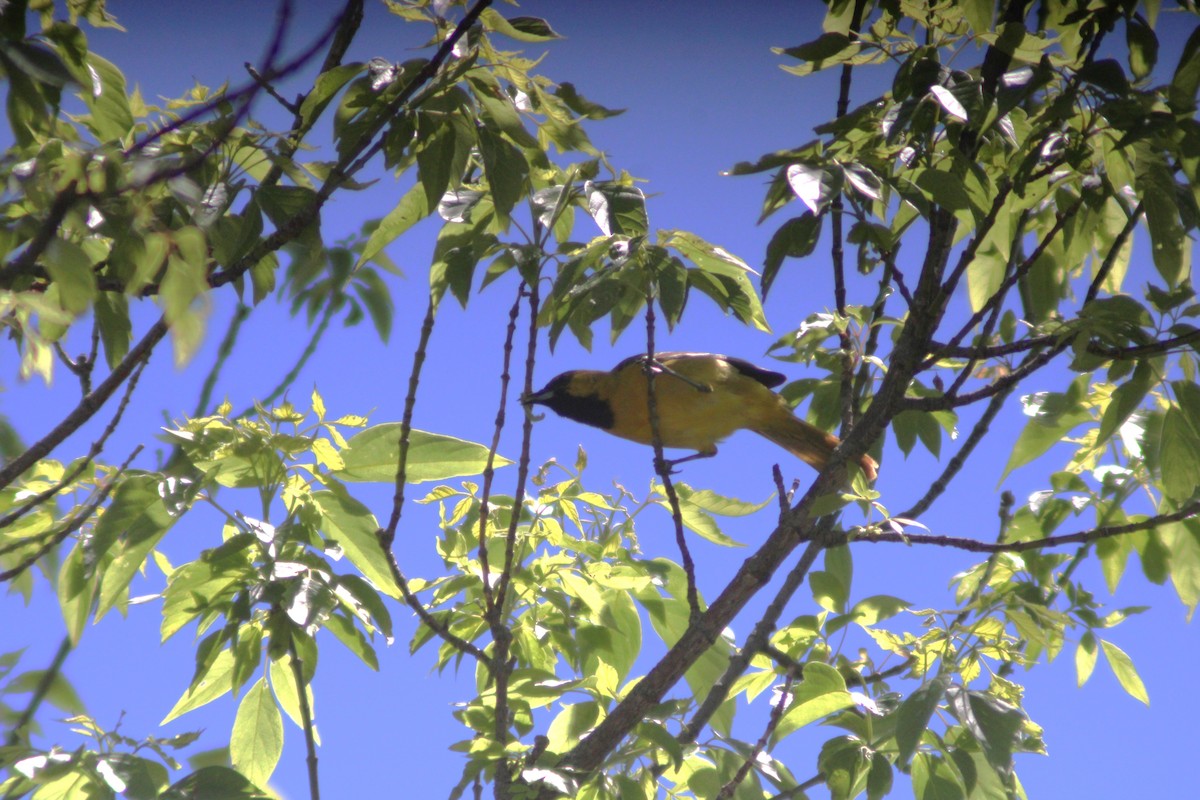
[521,386,552,406]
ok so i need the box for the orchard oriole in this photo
[523,352,878,480]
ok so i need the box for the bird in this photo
[522,352,878,480]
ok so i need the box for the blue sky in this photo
[4,2,1198,798]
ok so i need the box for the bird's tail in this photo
[754,414,878,481]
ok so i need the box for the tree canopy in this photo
[2,1,1200,799]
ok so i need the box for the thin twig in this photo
[0,319,165,492]
[234,298,336,420]
[0,444,143,584]
[829,0,868,433]
[4,636,72,747]
[1085,200,1144,305]
[380,296,437,546]
[772,466,790,518]
[209,0,492,291]
[287,640,321,800]
[860,499,1200,553]
[0,357,147,535]
[716,666,797,800]
[194,303,250,419]
[896,380,1015,521]
[245,63,301,114]
[923,190,1079,372]
[643,301,700,622]
[493,280,542,613]
[674,537,826,752]
[381,547,493,666]
[477,285,526,614]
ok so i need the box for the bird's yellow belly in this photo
[612,379,750,453]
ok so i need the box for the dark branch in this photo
[859,500,1200,553]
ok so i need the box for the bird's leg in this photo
[643,358,713,393]
[657,449,717,474]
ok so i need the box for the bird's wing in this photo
[613,352,787,392]
[718,356,787,390]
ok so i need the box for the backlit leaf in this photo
[230,678,283,789]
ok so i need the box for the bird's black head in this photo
[523,370,615,431]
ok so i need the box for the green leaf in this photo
[416,120,459,210]
[665,499,742,547]
[44,237,97,315]
[763,214,822,299]
[810,570,847,613]
[429,214,497,307]
[776,33,861,76]
[162,647,235,724]
[966,245,1005,313]
[1159,406,1200,501]
[929,84,968,121]
[6,668,85,714]
[914,168,972,212]
[477,123,528,225]
[94,474,177,622]
[949,688,1025,776]
[83,53,133,141]
[160,765,270,799]
[269,654,318,738]
[851,595,910,626]
[674,485,773,517]
[584,181,647,236]
[666,230,769,332]
[1097,360,1155,448]
[1099,639,1149,704]
[825,544,852,604]
[1126,15,1158,81]
[1159,520,1200,617]
[334,423,509,483]
[819,736,870,800]
[1170,25,1200,111]
[351,267,394,342]
[1136,146,1187,287]
[867,752,894,800]
[161,227,210,366]
[634,564,734,734]
[774,662,854,740]
[312,489,398,600]
[959,0,993,34]
[553,82,623,119]
[57,543,93,644]
[786,163,839,214]
[356,181,431,268]
[1000,394,1090,481]
[1075,631,1098,686]
[230,678,283,789]
[298,62,366,128]
[583,588,641,681]
[0,40,76,87]
[896,674,952,765]
[93,291,131,368]
[479,10,562,42]
[546,701,600,754]
[911,752,967,800]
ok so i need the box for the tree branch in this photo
[380,295,437,546]
[860,500,1200,553]
[476,285,526,614]
[0,444,143,583]
[0,320,166,492]
[0,356,147,535]
[675,537,826,750]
